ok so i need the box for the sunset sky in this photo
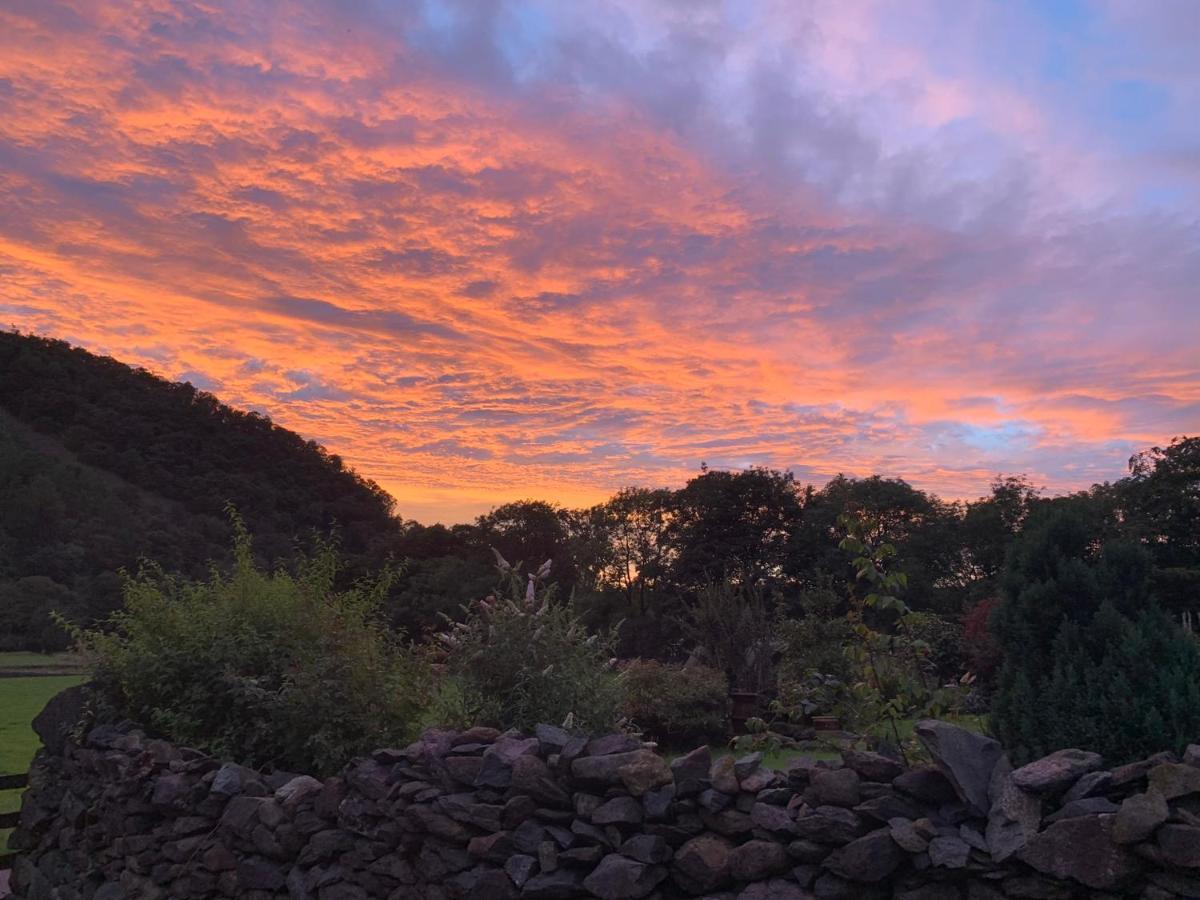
[2,1,1198,523]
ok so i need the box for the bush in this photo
[961,597,1002,683]
[991,507,1200,764]
[619,660,728,748]
[905,611,965,683]
[434,562,621,733]
[72,517,429,775]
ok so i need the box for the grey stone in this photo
[738,879,812,900]
[1017,814,1139,890]
[583,854,666,900]
[1113,789,1168,844]
[31,685,87,756]
[670,745,711,796]
[808,768,860,808]
[1158,824,1200,868]
[1012,748,1103,794]
[823,828,904,882]
[1149,762,1200,800]
[672,834,733,894]
[842,749,904,782]
[474,736,539,788]
[914,719,1004,816]
[621,833,671,864]
[593,796,644,826]
[750,801,796,834]
[729,840,790,881]
[928,834,970,868]
[986,756,1041,863]
[1044,796,1118,821]
[887,817,928,852]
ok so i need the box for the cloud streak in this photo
[1,0,1196,522]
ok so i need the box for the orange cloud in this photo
[1,1,1196,522]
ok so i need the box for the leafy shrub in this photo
[619,659,728,748]
[991,507,1200,764]
[71,517,429,775]
[961,597,1002,683]
[905,611,965,682]
[434,561,621,733]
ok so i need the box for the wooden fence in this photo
[0,772,27,874]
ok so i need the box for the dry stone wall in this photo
[10,689,1200,899]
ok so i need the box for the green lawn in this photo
[0,652,82,670]
[1,674,86,852]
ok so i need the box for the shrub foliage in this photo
[991,507,1200,764]
[620,660,729,748]
[435,561,621,733]
[73,516,428,775]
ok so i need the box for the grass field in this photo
[0,673,87,852]
[0,653,81,670]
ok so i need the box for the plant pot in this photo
[729,691,759,734]
[811,715,841,731]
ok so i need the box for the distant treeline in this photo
[1,330,1196,655]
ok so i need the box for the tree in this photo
[663,467,803,594]
[990,503,1200,764]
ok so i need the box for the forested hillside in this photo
[0,331,400,649]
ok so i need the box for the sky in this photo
[1,1,1198,524]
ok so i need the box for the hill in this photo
[0,331,401,650]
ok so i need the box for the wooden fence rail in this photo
[0,772,28,873]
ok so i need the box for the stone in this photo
[672,834,733,894]
[808,768,860,808]
[1012,748,1105,795]
[792,805,865,844]
[853,792,919,823]
[823,828,904,882]
[474,736,539,788]
[914,719,1004,815]
[710,755,740,794]
[1044,796,1119,821]
[583,854,667,900]
[1158,824,1200,868]
[1149,762,1200,800]
[534,723,572,750]
[619,752,673,796]
[699,788,732,812]
[1110,750,1176,787]
[504,854,537,888]
[31,685,87,756]
[573,750,657,786]
[593,796,644,826]
[986,756,1042,863]
[670,745,711,796]
[150,772,193,813]
[750,801,796,834]
[621,834,671,864]
[1062,770,1111,803]
[729,839,790,881]
[738,879,812,900]
[734,752,764,780]
[928,834,970,868]
[510,753,570,806]
[642,785,674,819]
[1184,744,1200,767]
[587,733,642,756]
[842,749,904,782]
[274,774,323,809]
[522,868,585,899]
[1017,815,1139,891]
[236,856,285,891]
[892,767,958,806]
[887,817,928,853]
[1113,789,1168,844]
